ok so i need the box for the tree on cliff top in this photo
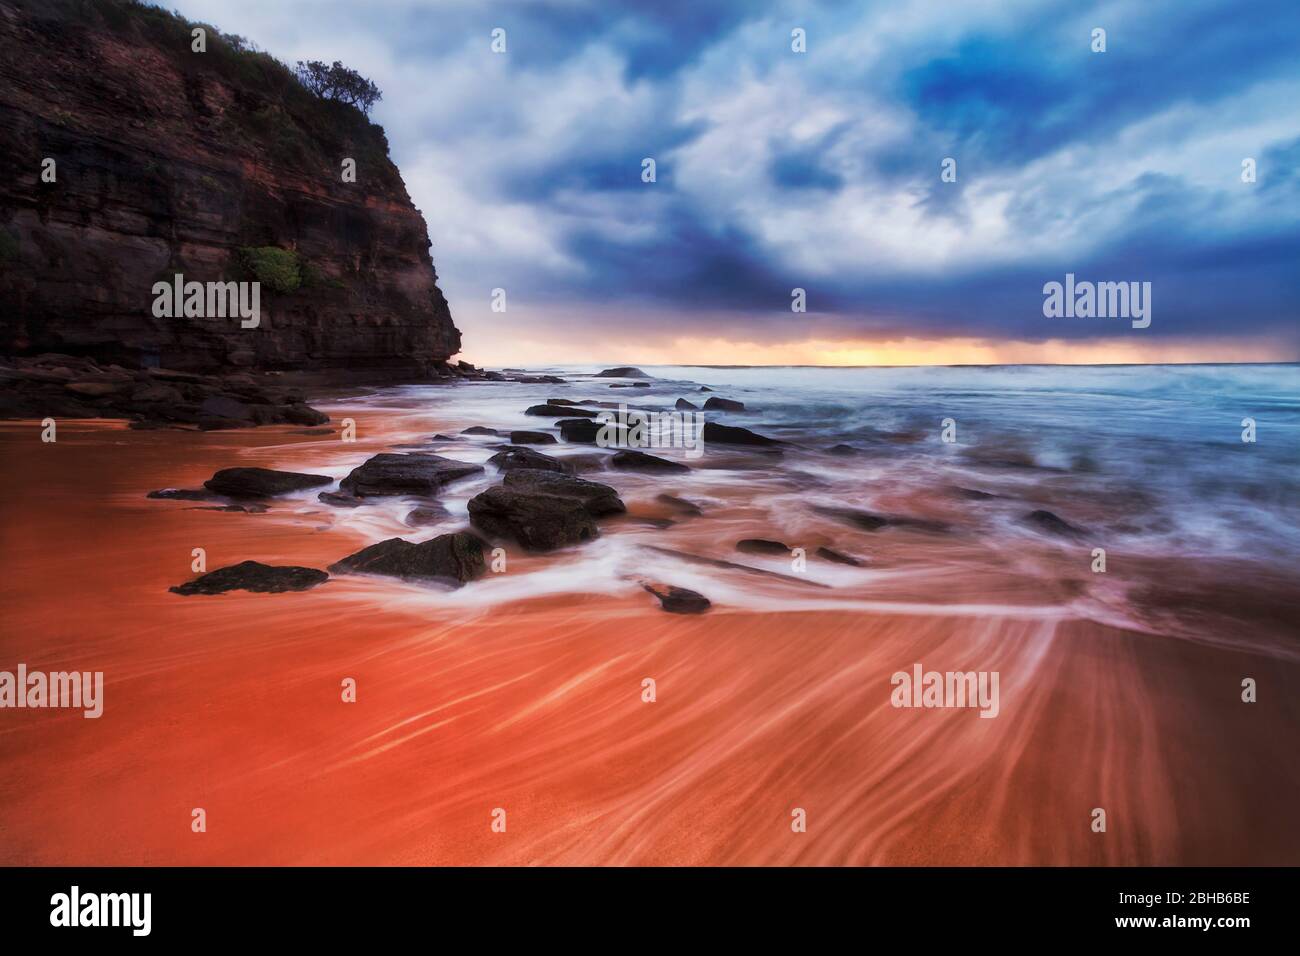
[294,60,382,115]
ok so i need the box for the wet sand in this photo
[1,405,1297,865]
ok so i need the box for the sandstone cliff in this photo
[0,0,461,379]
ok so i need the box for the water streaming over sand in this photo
[1,364,1297,864]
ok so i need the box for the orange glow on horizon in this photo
[461,332,1296,368]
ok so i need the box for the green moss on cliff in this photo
[238,247,301,294]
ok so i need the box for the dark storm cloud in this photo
[168,0,1300,345]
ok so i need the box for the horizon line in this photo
[485,360,1300,371]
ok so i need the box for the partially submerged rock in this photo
[195,503,268,514]
[502,469,625,516]
[558,418,604,444]
[675,398,699,410]
[610,450,690,473]
[701,422,779,447]
[643,583,711,614]
[467,486,599,552]
[656,494,702,516]
[329,532,486,585]
[488,446,573,474]
[526,404,597,418]
[812,505,950,533]
[1021,509,1086,539]
[318,491,364,507]
[509,430,558,445]
[736,538,789,556]
[170,561,328,595]
[461,426,500,436]
[203,467,333,499]
[826,444,858,456]
[954,487,1001,500]
[147,488,215,501]
[596,366,650,378]
[703,397,745,411]
[339,453,484,497]
[404,503,450,527]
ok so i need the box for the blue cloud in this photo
[168,0,1300,348]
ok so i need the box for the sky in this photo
[165,0,1300,366]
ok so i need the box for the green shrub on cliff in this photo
[239,247,301,294]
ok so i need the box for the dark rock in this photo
[131,383,184,404]
[610,450,691,473]
[283,404,329,426]
[147,488,215,501]
[431,434,454,441]
[816,546,863,566]
[170,561,328,596]
[954,487,1001,500]
[545,398,583,406]
[736,538,789,555]
[812,505,950,533]
[461,426,500,436]
[405,503,450,527]
[558,418,604,444]
[629,516,676,529]
[703,397,745,411]
[318,491,364,507]
[196,503,268,514]
[502,469,625,516]
[467,486,600,551]
[198,395,253,421]
[489,446,573,474]
[526,404,597,418]
[329,532,486,585]
[203,467,333,499]
[339,453,484,497]
[509,430,558,445]
[702,422,779,446]
[563,453,611,473]
[643,583,710,614]
[827,444,858,456]
[698,386,713,392]
[289,428,334,436]
[65,381,125,397]
[596,367,650,378]
[675,398,699,410]
[609,382,651,388]
[1021,510,1086,539]
[656,494,702,516]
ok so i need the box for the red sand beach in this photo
[1,403,1297,866]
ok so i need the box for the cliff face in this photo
[0,0,461,378]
